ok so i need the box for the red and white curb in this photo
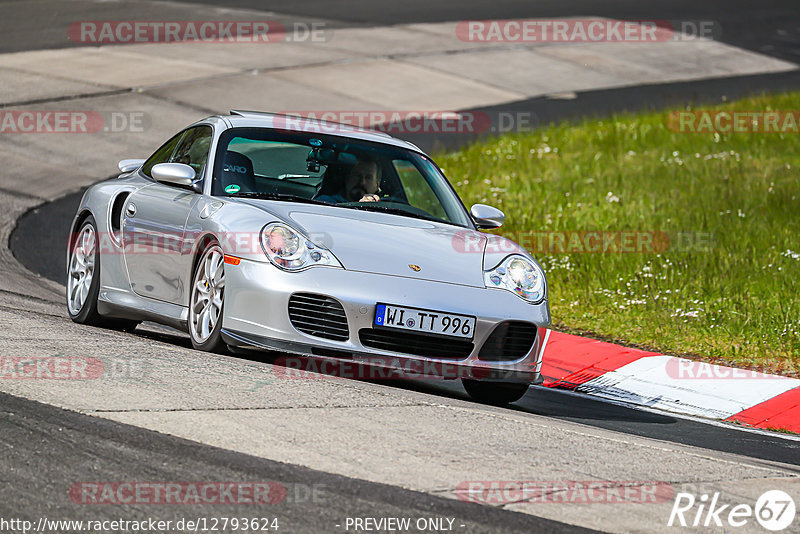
[539,330,800,433]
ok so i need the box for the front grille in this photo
[288,293,349,341]
[478,321,538,361]
[359,328,473,360]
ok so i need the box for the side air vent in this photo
[110,192,130,242]
[288,293,349,341]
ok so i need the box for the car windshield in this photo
[212,127,472,227]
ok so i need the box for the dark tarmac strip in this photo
[0,391,594,533]
[400,70,800,152]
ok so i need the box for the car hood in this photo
[233,199,488,287]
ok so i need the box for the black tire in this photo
[461,379,530,405]
[66,215,139,332]
[66,216,104,325]
[188,241,227,353]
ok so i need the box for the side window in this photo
[141,132,183,178]
[393,160,447,219]
[171,125,213,179]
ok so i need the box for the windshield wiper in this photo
[343,204,444,224]
[228,192,328,205]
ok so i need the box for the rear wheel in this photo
[189,242,227,352]
[461,379,529,405]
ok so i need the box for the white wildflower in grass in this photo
[782,250,800,261]
[605,192,620,203]
[543,256,574,272]
[670,309,701,318]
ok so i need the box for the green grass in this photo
[765,426,800,435]
[437,92,800,376]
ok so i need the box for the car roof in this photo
[217,110,425,153]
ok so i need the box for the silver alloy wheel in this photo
[190,245,225,343]
[67,224,96,315]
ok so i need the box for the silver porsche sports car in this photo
[67,110,550,404]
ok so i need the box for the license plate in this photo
[374,303,475,339]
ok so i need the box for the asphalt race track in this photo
[2,1,800,533]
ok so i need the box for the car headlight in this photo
[260,223,341,270]
[484,255,546,303]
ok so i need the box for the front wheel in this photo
[67,216,103,324]
[189,242,227,352]
[461,379,529,405]
[66,215,139,331]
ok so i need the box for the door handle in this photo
[126,203,136,217]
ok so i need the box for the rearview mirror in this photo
[151,163,200,192]
[470,203,505,229]
[118,159,145,173]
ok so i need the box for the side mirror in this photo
[118,159,145,173]
[470,203,505,229]
[151,163,200,192]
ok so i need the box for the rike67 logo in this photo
[668,490,796,531]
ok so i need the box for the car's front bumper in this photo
[220,258,551,383]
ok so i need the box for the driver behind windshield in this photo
[315,157,381,204]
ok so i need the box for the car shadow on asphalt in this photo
[217,342,677,425]
[130,322,675,424]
